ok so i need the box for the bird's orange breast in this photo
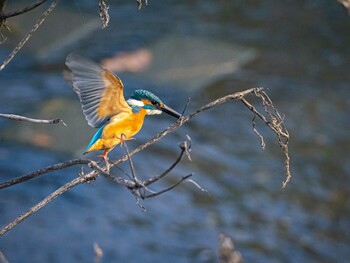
[86,109,147,153]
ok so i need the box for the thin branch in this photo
[0,174,90,235]
[144,140,189,186]
[0,21,10,44]
[0,0,9,44]
[136,0,148,10]
[186,179,208,192]
[0,113,66,126]
[93,242,103,263]
[0,159,90,190]
[181,98,191,116]
[0,0,48,20]
[0,0,59,71]
[87,161,135,188]
[98,0,109,29]
[0,251,10,263]
[142,174,193,199]
[252,112,266,149]
[122,135,138,184]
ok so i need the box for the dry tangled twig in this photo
[98,0,110,29]
[0,87,291,235]
[241,89,291,187]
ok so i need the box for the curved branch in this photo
[144,141,190,186]
[143,174,194,199]
[0,0,48,20]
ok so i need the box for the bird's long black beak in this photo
[157,104,182,118]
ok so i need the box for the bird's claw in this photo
[118,135,135,147]
[98,152,110,172]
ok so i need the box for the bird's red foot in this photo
[118,135,135,147]
[98,151,110,170]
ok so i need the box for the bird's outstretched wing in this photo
[65,53,132,128]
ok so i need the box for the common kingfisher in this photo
[65,54,181,165]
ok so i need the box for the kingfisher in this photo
[65,53,181,165]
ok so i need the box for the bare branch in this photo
[143,140,190,186]
[0,0,48,20]
[0,113,66,126]
[0,251,10,263]
[98,0,109,29]
[0,0,59,71]
[0,21,10,44]
[0,174,90,235]
[0,0,9,44]
[93,243,103,263]
[181,98,191,116]
[251,112,266,149]
[136,0,148,10]
[143,174,193,199]
[0,159,90,190]
[219,234,244,263]
[186,179,208,193]
[122,134,138,184]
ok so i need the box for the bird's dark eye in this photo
[152,100,160,106]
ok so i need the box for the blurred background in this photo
[0,0,350,262]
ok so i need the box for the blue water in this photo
[1,0,350,262]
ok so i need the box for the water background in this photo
[1,0,350,262]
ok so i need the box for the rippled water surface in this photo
[1,1,350,262]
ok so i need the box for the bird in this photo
[65,53,181,166]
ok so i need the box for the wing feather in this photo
[65,53,131,128]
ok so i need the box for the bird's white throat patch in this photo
[127,99,144,107]
[146,109,162,115]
